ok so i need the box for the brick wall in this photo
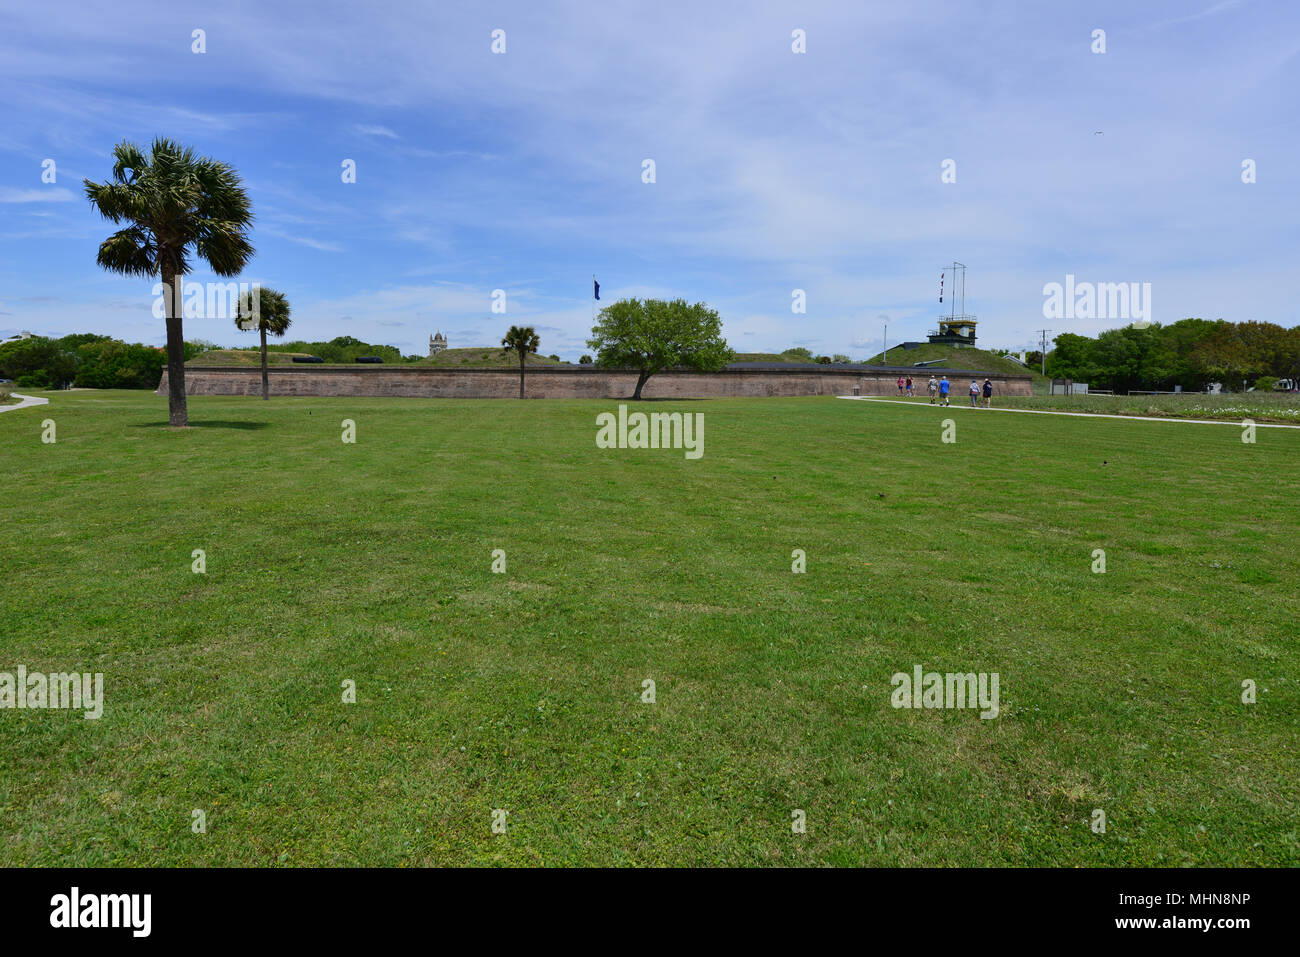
[157,366,1035,399]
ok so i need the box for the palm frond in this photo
[95,227,156,278]
[85,137,255,280]
[235,286,292,335]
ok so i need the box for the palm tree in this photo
[234,286,291,400]
[501,325,540,399]
[84,139,254,427]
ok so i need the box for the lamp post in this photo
[882,321,888,366]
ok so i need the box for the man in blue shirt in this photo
[938,376,951,406]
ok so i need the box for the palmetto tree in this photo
[234,286,291,400]
[501,325,540,399]
[84,139,254,426]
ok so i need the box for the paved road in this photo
[0,393,51,414]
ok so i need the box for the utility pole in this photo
[882,320,888,365]
[1037,329,1051,376]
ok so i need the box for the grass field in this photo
[1,391,1296,866]
[864,344,1049,385]
[995,391,1300,424]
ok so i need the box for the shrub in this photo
[16,371,51,389]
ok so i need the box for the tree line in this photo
[0,334,212,390]
[1047,319,1300,392]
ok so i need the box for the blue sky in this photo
[1,0,1296,359]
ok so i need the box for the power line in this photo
[1036,329,1052,376]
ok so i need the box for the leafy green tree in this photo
[1192,324,1265,389]
[1045,333,1096,382]
[579,354,593,365]
[235,286,292,399]
[56,333,112,351]
[501,325,540,398]
[84,138,254,426]
[587,298,732,399]
[781,347,814,362]
[74,339,164,389]
[0,337,77,389]
[1281,327,1300,385]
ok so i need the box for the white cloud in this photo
[0,187,75,203]
[353,124,400,139]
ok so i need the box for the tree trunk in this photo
[161,258,188,427]
[519,354,525,399]
[260,325,269,400]
[632,371,650,400]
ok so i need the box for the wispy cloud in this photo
[0,0,1294,352]
[354,124,400,139]
[262,229,345,253]
[1139,0,1248,31]
[0,187,75,203]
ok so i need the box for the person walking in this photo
[982,377,993,408]
[896,375,905,396]
[938,376,951,406]
[928,375,939,404]
[905,375,914,397]
[969,380,980,407]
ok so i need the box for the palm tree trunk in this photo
[632,370,650,400]
[519,354,525,399]
[161,258,188,427]
[260,325,269,400]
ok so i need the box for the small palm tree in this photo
[234,286,291,400]
[84,139,254,427]
[501,325,540,399]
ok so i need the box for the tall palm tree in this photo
[234,286,291,400]
[84,139,254,427]
[501,325,540,399]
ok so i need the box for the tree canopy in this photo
[1047,319,1300,391]
[587,298,733,399]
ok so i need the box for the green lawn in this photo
[1,391,1295,866]
[864,343,1049,386]
[995,391,1300,424]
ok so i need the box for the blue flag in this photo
[593,279,600,301]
